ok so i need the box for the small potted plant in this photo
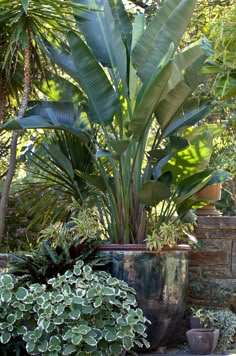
[187,307,236,354]
[186,327,219,355]
[192,123,233,216]
[187,308,219,355]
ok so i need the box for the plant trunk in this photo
[0,39,32,245]
[0,71,8,125]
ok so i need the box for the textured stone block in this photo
[231,263,236,276]
[231,255,236,275]
[195,228,235,239]
[202,267,232,278]
[189,250,229,266]
[231,241,236,256]
[196,216,236,229]
[189,267,202,277]
[211,278,236,290]
[194,229,209,239]
[200,240,232,251]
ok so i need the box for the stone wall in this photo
[189,216,236,309]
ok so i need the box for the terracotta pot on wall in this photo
[196,183,222,216]
[186,328,219,355]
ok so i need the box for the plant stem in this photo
[0,38,32,244]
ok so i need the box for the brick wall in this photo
[189,216,236,309]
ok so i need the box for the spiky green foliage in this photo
[19,129,96,227]
[8,209,104,283]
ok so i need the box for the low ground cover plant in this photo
[0,260,149,355]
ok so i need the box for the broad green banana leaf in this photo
[37,71,85,103]
[138,181,171,206]
[72,0,128,88]
[131,0,181,71]
[162,98,211,137]
[161,124,227,183]
[67,31,119,125]
[108,0,132,53]
[129,60,173,139]
[132,0,197,82]
[155,39,211,130]
[162,131,213,182]
[151,136,190,179]
[1,101,89,140]
[129,14,145,104]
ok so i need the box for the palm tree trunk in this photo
[0,39,32,244]
[0,71,8,125]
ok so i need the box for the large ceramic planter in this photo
[196,183,222,216]
[186,328,219,355]
[98,245,190,351]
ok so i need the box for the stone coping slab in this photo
[139,350,235,355]
[139,348,236,355]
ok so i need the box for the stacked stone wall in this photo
[189,216,236,309]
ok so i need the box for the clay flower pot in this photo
[186,328,219,355]
[196,183,222,216]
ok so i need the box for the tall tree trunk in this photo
[0,39,32,244]
[0,71,8,125]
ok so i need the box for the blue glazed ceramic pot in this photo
[98,245,190,351]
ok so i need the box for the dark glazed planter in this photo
[98,245,190,351]
[186,328,219,355]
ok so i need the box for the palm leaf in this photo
[20,130,95,226]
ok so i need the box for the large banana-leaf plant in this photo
[3,0,230,243]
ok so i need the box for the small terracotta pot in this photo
[196,183,222,216]
[186,328,219,355]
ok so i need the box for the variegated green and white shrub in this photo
[0,260,149,355]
